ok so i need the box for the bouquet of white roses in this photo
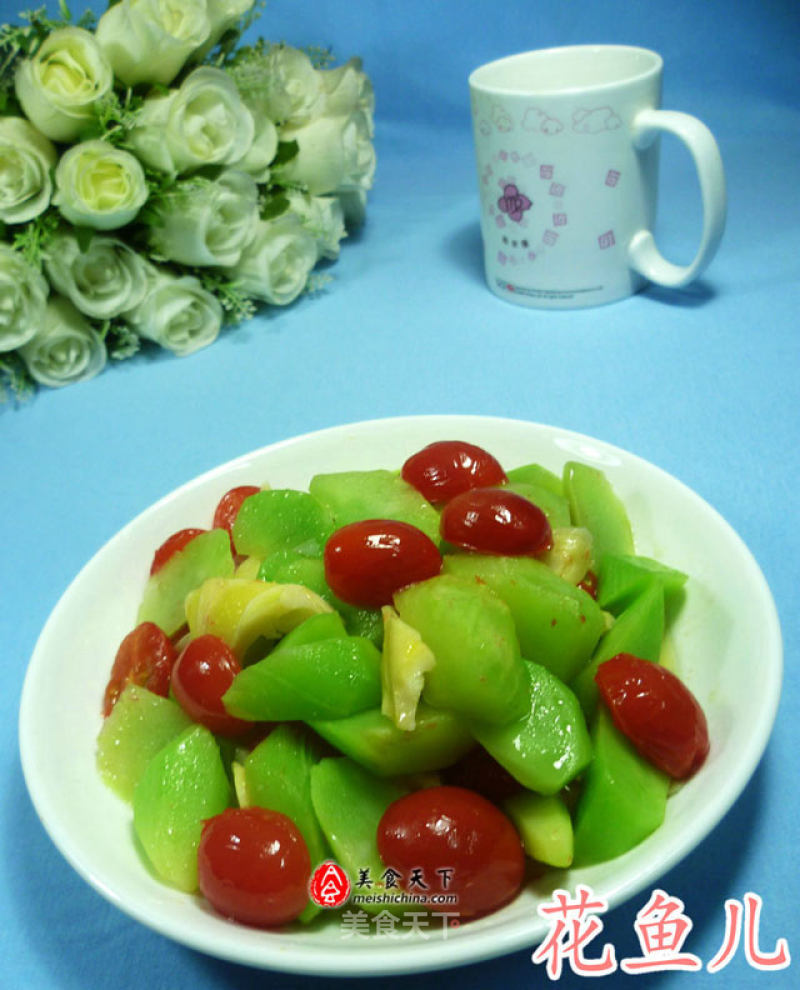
[0,1,375,398]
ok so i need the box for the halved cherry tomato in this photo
[440,487,552,556]
[401,440,508,505]
[323,519,442,609]
[377,785,525,919]
[213,485,261,553]
[595,653,709,779]
[198,807,311,927]
[171,634,252,736]
[103,621,176,716]
[149,527,206,575]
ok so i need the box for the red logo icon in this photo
[309,861,351,908]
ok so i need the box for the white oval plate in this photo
[19,416,782,976]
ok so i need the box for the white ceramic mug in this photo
[469,45,726,309]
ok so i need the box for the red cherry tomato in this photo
[213,485,261,553]
[198,807,311,927]
[150,527,206,575]
[377,785,525,919]
[401,440,508,505]
[103,621,177,716]
[595,653,710,779]
[440,487,552,556]
[171,634,252,736]
[323,519,442,609]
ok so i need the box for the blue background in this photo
[2,0,798,986]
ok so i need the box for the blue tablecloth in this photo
[4,1,798,987]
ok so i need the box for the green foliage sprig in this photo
[0,351,35,402]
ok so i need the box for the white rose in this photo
[0,117,57,224]
[0,245,49,352]
[127,67,254,175]
[279,109,376,195]
[232,103,278,183]
[336,188,368,228]
[53,140,148,230]
[146,170,259,266]
[95,0,210,87]
[319,57,375,125]
[193,0,255,59]
[14,27,113,143]
[122,90,176,174]
[44,232,149,319]
[284,189,346,260]
[227,216,317,306]
[18,295,107,388]
[125,267,222,356]
[234,45,323,127]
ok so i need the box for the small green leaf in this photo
[75,225,94,252]
[272,140,299,168]
[259,193,290,221]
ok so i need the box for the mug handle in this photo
[628,109,727,288]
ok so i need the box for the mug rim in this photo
[469,44,663,96]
